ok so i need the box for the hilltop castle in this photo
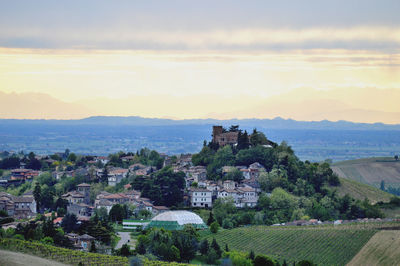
[212,126,239,146]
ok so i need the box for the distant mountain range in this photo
[1,116,400,130]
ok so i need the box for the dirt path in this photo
[0,249,69,266]
[347,230,400,266]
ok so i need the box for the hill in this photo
[333,177,393,203]
[348,230,400,266]
[332,157,400,189]
[201,224,399,265]
[0,250,68,266]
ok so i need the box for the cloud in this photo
[1,27,400,51]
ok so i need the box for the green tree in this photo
[61,213,78,233]
[207,211,215,226]
[211,238,222,258]
[210,221,220,234]
[254,255,276,266]
[89,240,97,253]
[199,239,209,256]
[109,204,127,222]
[33,182,41,213]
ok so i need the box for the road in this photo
[115,231,133,249]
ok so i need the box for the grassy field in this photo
[333,177,393,203]
[347,230,400,266]
[202,223,400,265]
[331,157,400,189]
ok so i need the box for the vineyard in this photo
[0,238,190,266]
[202,223,400,265]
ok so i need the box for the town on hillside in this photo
[0,125,399,264]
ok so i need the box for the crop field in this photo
[348,230,400,266]
[331,157,400,189]
[202,224,396,265]
[334,177,393,203]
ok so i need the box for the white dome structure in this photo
[147,210,207,230]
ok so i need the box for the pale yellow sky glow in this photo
[1,48,399,100]
[1,46,400,122]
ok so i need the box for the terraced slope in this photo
[347,230,400,266]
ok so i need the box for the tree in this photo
[207,212,215,226]
[61,213,78,233]
[109,204,127,222]
[136,240,147,255]
[33,182,41,213]
[119,243,132,257]
[250,129,269,146]
[100,166,108,183]
[210,221,220,234]
[89,240,97,253]
[248,250,255,260]
[206,248,219,264]
[224,168,244,183]
[199,239,209,256]
[211,238,222,257]
[254,255,275,266]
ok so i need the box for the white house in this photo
[190,188,212,208]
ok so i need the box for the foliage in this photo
[135,167,185,207]
[223,250,253,266]
[253,255,276,266]
[210,221,220,234]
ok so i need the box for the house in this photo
[248,162,266,179]
[223,180,236,190]
[10,169,39,181]
[53,217,63,227]
[95,199,113,213]
[190,188,212,208]
[66,233,95,251]
[62,191,85,204]
[187,166,207,182]
[108,168,129,186]
[76,183,91,204]
[67,203,93,218]
[240,169,251,179]
[102,193,130,204]
[237,186,258,207]
[0,192,36,219]
[14,196,37,218]
[152,205,169,216]
[96,156,109,165]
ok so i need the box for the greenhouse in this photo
[146,210,207,230]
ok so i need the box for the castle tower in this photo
[212,126,223,143]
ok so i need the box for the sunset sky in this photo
[1,1,400,123]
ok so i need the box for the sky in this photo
[0,1,400,122]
